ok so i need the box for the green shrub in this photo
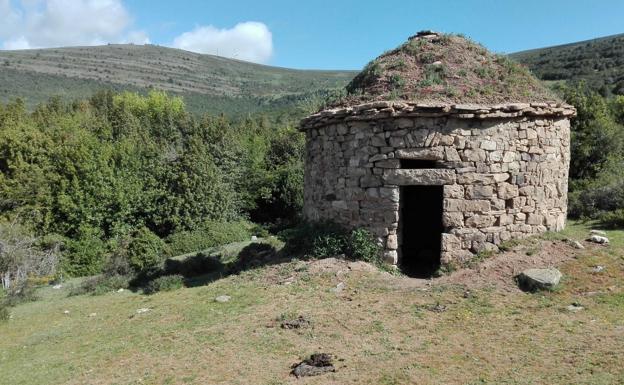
[3,282,39,307]
[347,228,383,265]
[231,243,278,272]
[69,274,130,296]
[62,229,108,277]
[165,220,252,257]
[164,253,223,277]
[598,209,624,229]
[127,227,166,273]
[280,222,383,266]
[144,274,184,294]
[0,304,9,322]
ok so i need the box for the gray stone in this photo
[383,169,455,185]
[589,235,609,244]
[215,295,231,303]
[517,268,562,291]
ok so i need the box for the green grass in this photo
[1,221,623,384]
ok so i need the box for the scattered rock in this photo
[590,265,606,273]
[427,303,448,313]
[588,235,609,244]
[88,313,97,317]
[251,235,258,241]
[291,353,336,378]
[52,284,62,289]
[517,268,562,291]
[330,282,346,293]
[590,230,607,236]
[117,288,125,293]
[63,310,70,315]
[280,315,311,329]
[136,308,151,314]
[567,240,585,250]
[566,302,584,312]
[215,295,231,303]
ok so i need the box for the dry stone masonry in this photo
[300,32,576,274]
[301,101,575,270]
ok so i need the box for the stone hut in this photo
[300,32,576,276]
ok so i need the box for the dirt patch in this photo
[280,315,311,329]
[291,353,336,378]
[434,239,588,291]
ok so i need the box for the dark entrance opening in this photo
[399,185,443,277]
[399,158,437,169]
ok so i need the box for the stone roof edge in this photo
[299,101,577,130]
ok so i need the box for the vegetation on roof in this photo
[339,32,559,106]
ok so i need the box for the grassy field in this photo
[1,221,623,385]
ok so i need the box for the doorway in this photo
[399,185,443,277]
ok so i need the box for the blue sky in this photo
[1,0,623,70]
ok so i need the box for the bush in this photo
[127,227,166,273]
[347,228,384,265]
[63,230,108,277]
[598,209,624,229]
[280,221,383,266]
[231,243,278,272]
[70,274,130,296]
[144,274,184,294]
[0,304,9,322]
[165,220,252,257]
[163,253,222,277]
[3,282,39,306]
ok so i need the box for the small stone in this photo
[88,313,97,317]
[517,268,562,291]
[566,304,584,312]
[568,240,585,250]
[63,310,70,315]
[589,235,609,244]
[117,288,125,293]
[251,235,258,241]
[590,265,605,273]
[52,284,62,289]
[330,282,345,293]
[136,308,151,314]
[215,295,231,303]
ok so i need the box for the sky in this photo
[1,0,623,70]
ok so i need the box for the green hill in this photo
[511,33,624,95]
[0,44,357,118]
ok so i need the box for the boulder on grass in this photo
[517,268,562,291]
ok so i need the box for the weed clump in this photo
[280,221,384,267]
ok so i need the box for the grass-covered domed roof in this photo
[338,31,559,106]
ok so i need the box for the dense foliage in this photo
[564,84,624,225]
[512,34,624,96]
[0,91,304,278]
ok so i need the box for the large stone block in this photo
[383,169,455,185]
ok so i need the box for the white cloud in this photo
[123,30,151,45]
[0,0,149,49]
[172,21,273,64]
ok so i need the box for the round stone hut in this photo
[300,31,576,276]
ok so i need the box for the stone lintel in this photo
[383,169,455,186]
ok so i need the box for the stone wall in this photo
[301,102,573,267]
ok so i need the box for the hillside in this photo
[0,44,357,117]
[511,33,624,95]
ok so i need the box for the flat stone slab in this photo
[383,169,455,185]
[517,268,562,291]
